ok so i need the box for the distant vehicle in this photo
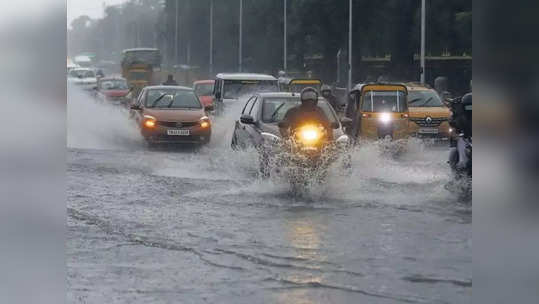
[193,80,215,108]
[213,73,279,113]
[278,77,322,93]
[67,68,97,91]
[121,48,162,98]
[129,86,213,146]
[405,83,451,141]
[96,76,131,106]
[348,83,410,140]
[230,92,352,177]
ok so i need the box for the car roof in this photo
[351,82,408,92]
[70,67,94,72]
[193,80,215,84]
[122,48,159,53]
[144,85,193,91]
[215,73,277,81]
[258,92,301,98]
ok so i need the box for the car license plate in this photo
[419,127,439,134]
[167,129,190,136]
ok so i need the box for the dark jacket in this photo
[162,79,178,86]
[279,104,332,139]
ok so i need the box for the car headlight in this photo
[143,115,156,128]
[199,116,211,129]
[379,112,392,124]
[261,132,281,144]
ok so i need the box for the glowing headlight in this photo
[379,113,392,124]
[299,128,320,143]
[143,115,156,128]
[199,116,211,129]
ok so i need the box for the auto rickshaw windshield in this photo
[361,90,407,112]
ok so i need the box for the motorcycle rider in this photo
[320,84,339,111]
[162,74,178,86]
[279,87,332,139]
[449,92,472,173]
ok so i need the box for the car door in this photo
[244,96,263,148]
[234,96,255,148]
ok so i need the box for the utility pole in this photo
[174,0,179,65]
[420,0,426,83]
[283,0,287,72]
[239,0,243,72]
[348,0,353,92]
[209,0,214,77]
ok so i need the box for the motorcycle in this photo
[445,94,472,197]
[262,123,349,192]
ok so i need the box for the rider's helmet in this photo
[300,87,319,106]
[320,84,332,97]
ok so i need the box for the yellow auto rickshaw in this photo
[350,83,410,140]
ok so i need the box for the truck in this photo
[121,48,162,97]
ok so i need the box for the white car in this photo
[213,73,279,113]
[67,68,97,91]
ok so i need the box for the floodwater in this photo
[67,87,471,303]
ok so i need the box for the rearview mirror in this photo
[240,114,255,124]
[205,104,214,112]
[130,104,141,111]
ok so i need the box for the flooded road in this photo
[67,90,471,303]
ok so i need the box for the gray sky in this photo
[67,0,127,28]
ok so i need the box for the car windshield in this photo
[100,79,128,90]
[194,83,214,96]
[261,97,338,124]
[145,89,202,109]
[69,69,95,78]
[361,91,407,112]
[408,90,444,107]
[223,80,278,99]
[129,71,148,81]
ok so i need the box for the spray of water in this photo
[67,85,143,150]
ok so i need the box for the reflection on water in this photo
[278,211,328,304]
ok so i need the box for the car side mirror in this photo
[215,92,222,99]
[204,104,214,112]
[130,104,141,111]
[240,114,255,124]
[340,117,353,127]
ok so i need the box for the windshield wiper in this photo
[150,93,167,107]
[409,97,433,107]
[270,103,286,122]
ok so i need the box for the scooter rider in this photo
[320,84,339,111]
[279,87,332,139]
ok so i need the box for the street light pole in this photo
[239,0,243,72]
[283,0,287,72]
[420,0,426,83]
[209,0,214,77]
[174,0,179,65]
[348,0,353,92]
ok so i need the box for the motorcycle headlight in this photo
[297,126,321,144]
[379,112,392,124]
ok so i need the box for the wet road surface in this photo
[67,92,471,303]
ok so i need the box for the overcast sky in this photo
[67,0,127,27]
